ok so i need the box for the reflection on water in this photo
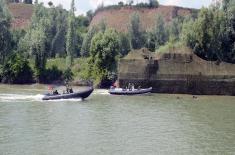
[0,84,234,155]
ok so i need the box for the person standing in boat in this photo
[131,84,135,90]
[128,83,131,90]
[65,83,73,94]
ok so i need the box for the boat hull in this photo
[109,87,152,95]
[42,87,94,100]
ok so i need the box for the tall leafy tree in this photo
[168,17,184,42]
[146,32,156,52]
[0,0,12,64]
[221,0,235,62]
[50,5,68,57]
[66,0,76,67]
[119,33,131,56]
[181,0,235,63]
[149,0,159,8]
[88,29,120,84]
[30,26,47,82]
[129,13,144,49]
[81,26,97,57]
[23,0,32,4]
[154,15,167,49]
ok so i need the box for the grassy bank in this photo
[46,58,89,82]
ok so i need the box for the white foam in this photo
[93,89,109,95]
[46,98,83,102]
[0,93,44,102]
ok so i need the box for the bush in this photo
[157,41,190,53]
[63,68,74,82]
[40,65,63,84]
[149,0,159,8]
[1,53,34,84]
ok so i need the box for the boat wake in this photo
[46,98,83,102]
[0,93,85,102]
[0,93,44,102]
[93,89,109,95]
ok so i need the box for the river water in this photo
[0,84,234,155]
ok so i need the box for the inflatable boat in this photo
[109,87,152,95]
[42,87,94,100]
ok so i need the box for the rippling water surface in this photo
[0,84,234,155]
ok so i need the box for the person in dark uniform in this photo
[53,90,59,95]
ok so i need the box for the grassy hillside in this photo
[90,5,197,32]
[8,3,34,29]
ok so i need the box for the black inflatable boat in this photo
[109,87,152,95]
[42,87,94,100]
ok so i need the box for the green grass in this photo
[47,58,67,71]
[47,58,90,80]
[29,58,90,81]
[156,41,192,54]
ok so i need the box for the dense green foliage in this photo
[41,65,63,84]
[66,0,76,67]
[81,26,97,57]
[136,0,159,8]
[63,68,74,82]
[149,0,159,8]
[87,29,120,85]
[0,0,12,64]
[182,0,235,63]
[1,53,33,84]
[0,1,89,84]
[6,0,32,4]
[23,0,32,4]
[119,33,131,57]
[129,13,145,49]
[30,25,47,82]
[153,15,167,49]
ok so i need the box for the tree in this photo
[66,0,76,67]
[181,1,235,63]
[181,17,196,49]
[6,0,20,3]
[86,10,93,23]
[50,5,68,57]
[0,0,12,64]
[81,26,97,57]
[88,29,120,85]
[30,26,47,82]
[129,13,144,49]
[154,15,167,49]
[119,33,131,56]
[127,0,133,6]
[149,0,159,8]
[1,53,33,84]
[48,1,53,7]
[146,32,156,52]
[221,0,235,63]
[168,17,183,42]
[118,1,124,6]
[23,0,32,4]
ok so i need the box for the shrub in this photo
[63,68,74,82]
[1,53,34,84]
[40,65,63,84]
